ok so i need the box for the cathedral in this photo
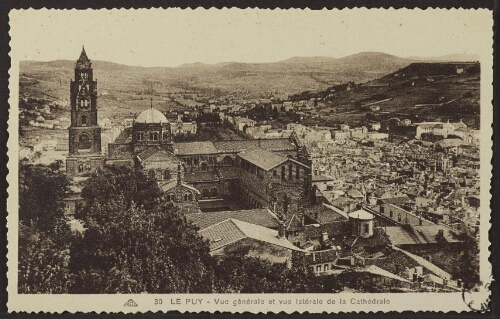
[66,48,310,215]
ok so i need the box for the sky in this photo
[9,8,492,67]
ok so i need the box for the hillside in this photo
[297,62,481,129]
[20,52,413,103]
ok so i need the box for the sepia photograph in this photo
[6,8,493,313]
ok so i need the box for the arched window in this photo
[86,163,91,171]
[202,189,210,198]
[184,194,189,201]
[78,164,84,173]
[273,169,277,178]
[148,170,155,180]
[281,166,286,180]
[81,115,87,125]
[398,213,402,222]
[223,156,233,166]
[166,193,174,201]
[289,164,293,179]
[296,167,300,179]
[210,188,218,198]
[156,169,163,180]
[164,170,171,180]
[188,193,193,201]
[78,134,91,149]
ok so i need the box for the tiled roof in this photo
[186,208,278,229]
[237,147,287,171]
[184,171,219,183]
[199,218,302,252]
[384,225,462,246]
[213,139,296,153]
[136,146,161,162]
[200,219,246,251]
[174,141,217,155]
[305,204,347,224]
[304,221,349,239]
[216,166,241,180]
[378,195,411,205]
[306,248,338,265]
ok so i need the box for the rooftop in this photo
[213,138,296,153]
[174,141,218,155]
[384,225,462,246]
[135,108,168,124]
[199,218,302,252]
[186,208,278,230]
[237,146,288,171]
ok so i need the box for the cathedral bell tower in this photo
[66,46,105,176]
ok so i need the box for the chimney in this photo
[278,220,285,238]
[437,229,444,238]
[321,231,328,243]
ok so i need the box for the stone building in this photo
[66,47,105,177]
[65,48,310,215]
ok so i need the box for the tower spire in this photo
[76,45,91,69]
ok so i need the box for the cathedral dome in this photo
[136,108,168,124]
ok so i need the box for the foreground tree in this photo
[18,223,75,293]
[19,163,69,234]
[70,166,214,293]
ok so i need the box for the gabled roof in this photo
[186,208,278,229]
[136,146,161,162]
[237,146,287,171]
[174,141,217,155]
[199,218,303,252]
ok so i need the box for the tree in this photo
[213,253,321,293]
[80,165,162,216]
[70,167,214,293]
[18,222,74,293]
[19,163,70,234]
[453,234,480,290]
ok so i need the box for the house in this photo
[193,217,303,264]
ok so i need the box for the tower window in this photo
[281,166,286,180]
[78,164,84,173]
[289,164,293,179]
[149,132,159,141]
[81,115,87,125]
[78,134,91,149]
[164,170,171,180]
[148,170,155,180]
[137,132,144,141]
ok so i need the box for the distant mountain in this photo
[279,56,337,64]
[406,54,480,62]
[20,52,474,99]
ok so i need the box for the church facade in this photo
[66,48,310,215]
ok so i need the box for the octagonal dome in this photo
[136,108,168,124]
